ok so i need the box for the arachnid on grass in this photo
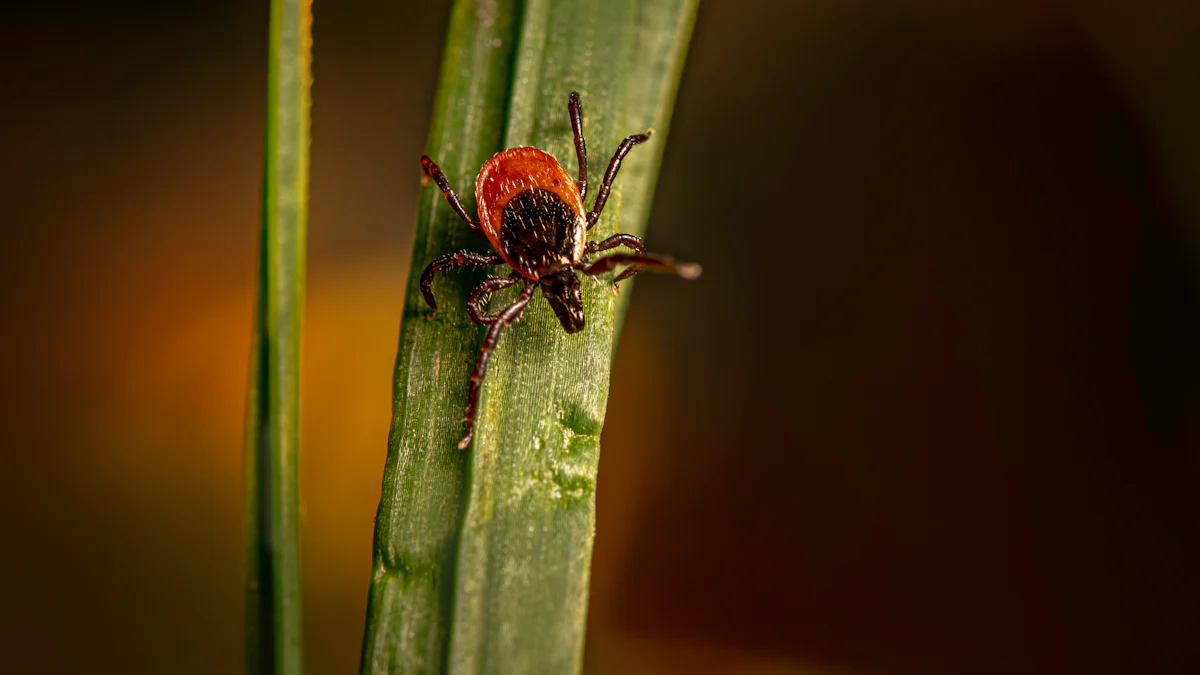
[420,91,701,450]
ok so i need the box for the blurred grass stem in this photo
[244,0,312,674]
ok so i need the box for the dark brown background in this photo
[2,1,1198,673]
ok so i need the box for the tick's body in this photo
[477,147,587,277]
[420,92,700,449]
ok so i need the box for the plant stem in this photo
[359,2,522,673]
[360,1,698,673]
[448,4,698,672]
[245,1,312,673]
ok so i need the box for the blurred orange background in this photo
[2,1,1199,674]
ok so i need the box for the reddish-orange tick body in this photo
[476,146,587,279]
[419,91,701,449]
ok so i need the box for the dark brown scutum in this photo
[499,188,580,277]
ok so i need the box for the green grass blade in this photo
[359,2,522,673]
[245,1,312,674]
[360,1,697,673]
[448,3,699,673]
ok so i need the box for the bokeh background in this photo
[3,1,1199,673]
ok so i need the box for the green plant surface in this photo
[359,2,522,673]
[244,1,312,674]
[361,1,698,673]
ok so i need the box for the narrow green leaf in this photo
[245,1,312,674]
[359,2,522,673]
[449,3,699,673]
[360,0,698,673]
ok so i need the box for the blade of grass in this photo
[448,2,699,673]
[244,1,312,674]
[358,2,522,673]
[360,0,698,672]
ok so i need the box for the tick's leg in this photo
[421,155,487,239]
[577,252,701,290]
[466,271,523,325]
[586,131,652,229]
[585,233,645,255]
[569,91,588,203]
[420,250,503,317]
[459,280,536,450]
[585,234,647,291]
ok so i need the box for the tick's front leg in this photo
[421,156,488,239]
[569,91,589,203]
[586,131,652,229]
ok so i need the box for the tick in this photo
[420,91,701,449]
